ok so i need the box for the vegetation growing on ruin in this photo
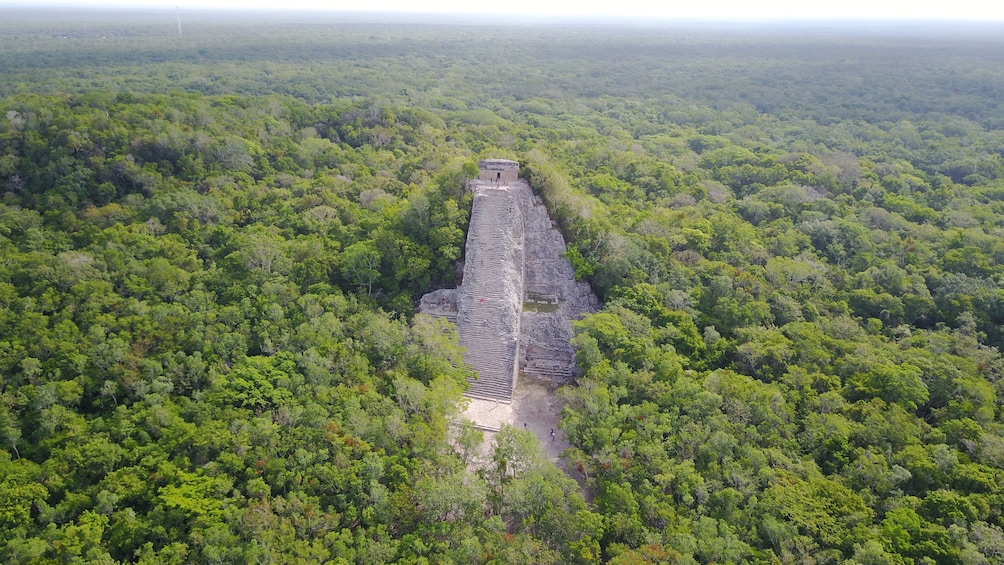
[3,9,1004,563]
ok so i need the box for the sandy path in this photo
[511,373,569,465]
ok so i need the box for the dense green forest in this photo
[2,9,1004,563]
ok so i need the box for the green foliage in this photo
[845,362,930,411]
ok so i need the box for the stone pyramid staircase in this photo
[456,187,524,402]
[417,178,598,429]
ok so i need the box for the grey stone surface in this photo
[419,176,598,428]
[418,288,458,323]
[519,191,598,384]
[455,185,524,401]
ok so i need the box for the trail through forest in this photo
[511,374,576,474]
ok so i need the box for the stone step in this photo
[523,362,573,372]
[467,371,512,382]
[467,380,513,391]
[524,356,573,365]
[426,312,458,321]
[457,186,524,405]
[467,383,514,399]
[523,369,572,380]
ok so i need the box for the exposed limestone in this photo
[520,192,599,384]
[419,175,598,433]
[418,288,458,323]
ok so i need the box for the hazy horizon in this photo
[2,0,1002,23]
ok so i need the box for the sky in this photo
[3,0,1003,22]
